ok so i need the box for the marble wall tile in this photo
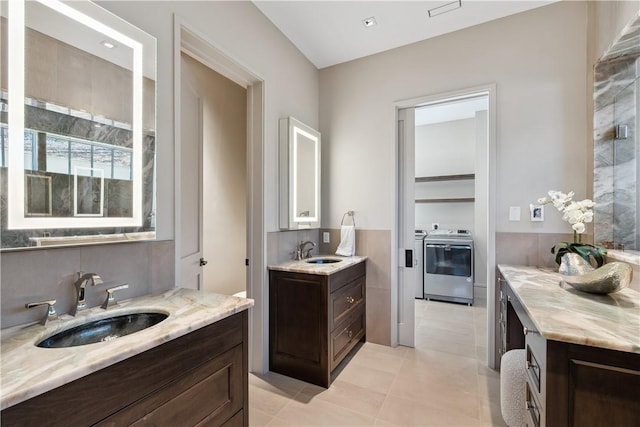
[593,14,639,250]
[1,240,175,329]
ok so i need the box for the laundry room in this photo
[414,96,488,304]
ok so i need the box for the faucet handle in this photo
[101,284,129,310]
[26,300,59,325]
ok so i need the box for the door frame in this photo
[174,15,267,373]
[393,84,497,367]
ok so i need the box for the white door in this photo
[398,107,416,347]
[179,54,205,290]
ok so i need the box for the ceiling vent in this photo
[428,0,462,18]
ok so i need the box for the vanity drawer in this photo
[330,307,365,371]
[525,328,546,397]
[98,344,243,426]
[526,344,542,393]
[525,381,542,427]
[330,276,365,329]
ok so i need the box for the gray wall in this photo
[319,1,589,234]
[1,1,319,330]
[1,240,174,328]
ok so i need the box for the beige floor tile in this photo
[249,407,275,426]
[388,373,482,420]
[477,374,501,405]
[249,384,296,417]
[251,296,502,427]
[349,346,405,375]
[377,395,484,426]
[372,419,396,426]
[333,360,398,395]
[273,397,376,426]
[480,401,508,426]
[250,371,309,396]
[298,379,386,418]
[363,341,409,358]
[415,334,479,359]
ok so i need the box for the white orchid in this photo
[536,190,595,241]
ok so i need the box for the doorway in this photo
[180,52,247,296]
[174,20,267,373]
[395,85,497,367]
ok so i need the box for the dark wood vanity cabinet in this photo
[496,272,640,427]
[269,261,366,387]
[1,311,249,427]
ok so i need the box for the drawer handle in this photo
[346,296,356,304]
[348,330,353,338]
[523,327,539,335]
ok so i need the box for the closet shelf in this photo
[416,198,475,204]
[415,174,475,183]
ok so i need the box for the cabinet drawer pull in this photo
[526,400,540,427]
[523,327,539,335]
[346,296,355,304]
[348,330,353,338]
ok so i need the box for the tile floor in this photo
[249,297,506,426]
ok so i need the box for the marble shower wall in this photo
[594,15,640,250]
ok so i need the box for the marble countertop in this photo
[267,255,367,275]
[606,249,640,266]
[498,264,640,354]
[0,288,254,410]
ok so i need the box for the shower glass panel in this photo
[612,76,639,250]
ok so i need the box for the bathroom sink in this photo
[37,312,168,348]
[305,257,342,264]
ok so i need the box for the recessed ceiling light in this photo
[428,0,462,18]
[362,16,377,28]
[101,40,116,49]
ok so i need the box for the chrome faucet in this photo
[25,299,59,325]
[71,272,103,316]
[295,241,316,260]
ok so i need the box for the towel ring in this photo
[340,211,356,227]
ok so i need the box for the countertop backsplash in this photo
[0,240,175,329]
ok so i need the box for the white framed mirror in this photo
[279,116,321,230]
[1,0,157,249]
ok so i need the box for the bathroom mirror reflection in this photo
[0,0,157,250]
[279,116,321,230]
[593,14,640,251]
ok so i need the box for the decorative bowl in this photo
[561,262,633,294]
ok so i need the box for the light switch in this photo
[509,206,521,221]
[323,232,330,243]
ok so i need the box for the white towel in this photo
[336,225,356,256]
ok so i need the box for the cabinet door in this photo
[98,345,243,427]
[546,341,640,426]
[269,271,329,387]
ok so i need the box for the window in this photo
[0,124,132,180]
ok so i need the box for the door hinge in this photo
[245,258,249,266]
